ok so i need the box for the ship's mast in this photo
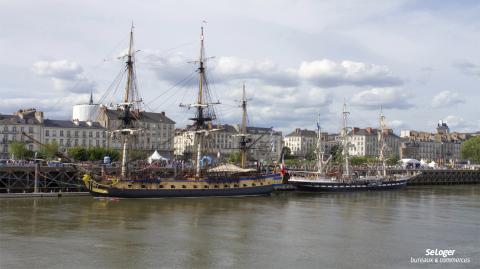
[239,83,248,168]
[316,113,324,175]
[342,102,351,177]
[188,26,217,178]
[119,25,137,178]
[378,108,387,177]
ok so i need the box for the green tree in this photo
[461,136,480,163]
[8,141,33,160]
[386,155,400,166]
[39,141,59,160]
[283,147,294,160]
[67,146,88,161]
[126,149,148,162]
[228,151,241,163]
[305,148,316,161]
[350,156,376,166]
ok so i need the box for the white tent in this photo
[148,150,168,164]
[400,158,421,168]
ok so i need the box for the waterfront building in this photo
[98,107,175,158]
[400,121,471,164]
[174,124,283,163]
[235,126,283,163]
[42,119,106,153]
[347,127,400,158]
[0,109,43,158]
[284,128,317,157]
[0,108,107,158]
[174,124,237,160]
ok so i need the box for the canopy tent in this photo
[208,163,256,173]
[400,158,421,168]
[148,150,168,164]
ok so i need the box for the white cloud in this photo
[442,115,470,131]
[144,53,402,89]
[432,90,465,108]
[351,87,414,109]
[215,57,297,87]
[0,93,92,119]
[389,120,407,129]
[33,60,96,93]
[298,60,402,87]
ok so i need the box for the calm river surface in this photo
[1,186,479,269]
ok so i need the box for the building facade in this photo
[400,122,470,163]
[0,108,107,159]
[174,124,283,163]
[347,127,400,158]
[284,128,317,157]
[98,108,176,158]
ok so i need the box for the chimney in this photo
[161,111,165,116]
[34,111,44,124]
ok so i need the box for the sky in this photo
[1,0,480,135]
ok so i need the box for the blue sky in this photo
[1,0,479,134]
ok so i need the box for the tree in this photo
[305,148,316,161]
[39,141,59,160]
[8,141,33,160]
[127,149,148,162]
[283,147,294,160]
[386,155,400,166]
[461,136,480,163]
[67,147,88,161]
[228,152,241,163]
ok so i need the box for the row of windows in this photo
[2,126,35,133]
[45,138,106,147]
[45,130,106,138]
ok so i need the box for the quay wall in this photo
[408,169,480,185]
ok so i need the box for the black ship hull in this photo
[90,184,274,198]
[293,179,408,192]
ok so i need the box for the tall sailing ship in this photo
[82,26,280,198]
[288,103,413,192]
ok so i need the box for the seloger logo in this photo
[410,249,471,264]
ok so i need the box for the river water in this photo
[0,186,479,269]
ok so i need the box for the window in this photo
[96,132,99,138]
[45,130,49,137]
[66,130,70,137]
[52,130,57,137]
[89,131,92,137]
[20,127,24,132]
[60,130,64,137]
[28,144,33,151]
[28,127,34,133]
[3,126,8,132]
[60,139,64,146]
[12,126,16,132]
[96,140,99,147]
[75,131,79,137]
[74,139,78,146]
[82,131,86,138]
